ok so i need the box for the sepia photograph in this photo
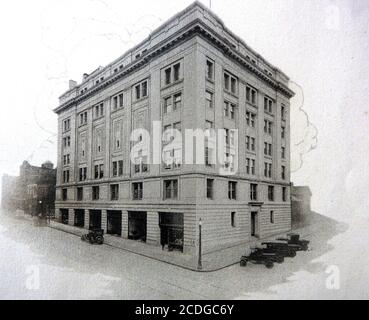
[0,0,368,307]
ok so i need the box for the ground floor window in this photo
[60,209,68,225]
[107,211,122,236]
[159,212,184,252]
[128,211,147,242]
[74,209,85,228]
[89,210,102,230]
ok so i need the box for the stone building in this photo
[53,1,294,269]
[1,161,56,217]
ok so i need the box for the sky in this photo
[0,0,368,222]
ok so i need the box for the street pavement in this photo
[0,211,368,300]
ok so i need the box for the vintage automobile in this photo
[261,241,299,258]
[276,233,310,251]
[240,249,276,269]
[81,229,104,245]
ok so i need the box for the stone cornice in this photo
[54,20,294,115]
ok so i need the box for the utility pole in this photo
[198,218,202,271]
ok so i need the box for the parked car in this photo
[261,241,299,258]
[81,229,104,245]
[240,249,275,269]
[276,233,309,251]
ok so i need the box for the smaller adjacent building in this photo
[291,185,312,228]
[1,161,57,217]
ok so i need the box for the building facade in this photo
[1,161,56,217]
[54,1,294,269]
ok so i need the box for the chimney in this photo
[69,80,77,90]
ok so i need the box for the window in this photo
[206,179,214,199]
[246,111,256,128]
[224,101,236,119]
[206,59,214,80]
[246,85,257,105]
[110,184,119,201]
[282,187,287,202]
[112,160,123,177]
[264,97,273,113]
[112,93,124,110]
[282,147,286,159]
[282,166,286,180]
[132,182,143,200]
[246,136,256,152]
[281,104,286,121]
[231,212,236,227]
[205,90,213,108]
[270,211,275,224]
[264,162,272,178]
[228,181,237,200]
[281,126,286,139]
[62,189,68,201]
[63,170,70,183]
[164,93,182,114]
[224,71,238,95]
[163,62,181,86]
[63,119,71,132]
[94,164,104,179]
[134,80,148,100]
[164,180,178,199]
[246,158,256,175]
[79,167,87,181]
[264,120,273,135]
[63,154,70,166]
[77,187,83,201]
[268,186,275,201]
[92,186,100,200]
[63,136,71,148]
[79,111,88,126]
[250,184,258,201]
[264,143,272,157]
[94,103,104,119]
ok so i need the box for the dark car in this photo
[81,229,104,245]
[240,249,276,269]
[262,241,299,258]
[276,233,309,251]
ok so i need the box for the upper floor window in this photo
[281,126,286,139]
[268,186,275,201]
[206,179,214,199]
[63,170,70,184]
[94,103,104,119]
[132,182,143,200]
[79,111,88,126]
[63,136,71,148]
[264,162,272,178]
[94,164,104,179]
[224,71,238,95]
[112,93,124,111]
[62,189,68,201]
[264,120,273,135]
[264,143,272,157]
[250,184,258,201]
[246,85,257,105]
[264,96,274,114]
[228,181,237,200]
[163,92,182,114]
[79,167,87,181]
[77,187,83,201]
[281,104,286,121]
[246,158,256,175]
[281,147,286,159]
[163,62,182,86]
[63,118,71,132]
[63,154,71,166]
[246,111,256,128]
[134,80,148,100]
[112,160,123,177]
[205,90,213,108]
[281,166,286,180]
[164,179,178,200]
[110,184,119,201]
[231,212,236,228]
[282,187,287,202]
[246,136,256,152]
[224,101,236,120]
[206,59,214,80]
[92,186,100,201]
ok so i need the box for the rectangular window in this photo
[264,97,274,113]
[77,187,83,201]
[282,147,286,159]
[62,189,68,201]
[270,211,275,224]
[282,187,287,202]
[224,71,238,95]
[79,112,88,126]
[246,111,256,128]
[228,181,237,200]
[224,101,236,119]
[63,170,70,183]
[205,90,213,108]
[163,62,181,86]
[92,186,100,200]
[79,167,87,181]
[250,184,258,201]
[281,104,286,121]
[165,68,171,85]
[281,126,286,139]
[206,179,214,199]
[110,184,119,201]
[132,182,143,200]
[173,93,182,110]
[268,186,275,201]
[264,163,272,178]
[173,63,180,82]
[63,119,71,132]
[206,59,214,80]
[246,85,257,105]
[164,180,178,200]
[94,164,104,179]
[282,166,286,180]
[134,80,148,100]
[231,212,236,227]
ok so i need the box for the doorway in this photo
[251,211,259,237]
[107,210,122,236]
[61,209,69,225]
[74,209,85,228]
[89,210,102,230]
[159,212,184,252]
[128,211,147,242]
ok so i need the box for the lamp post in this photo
[198,218,202,271]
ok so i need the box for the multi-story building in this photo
[53,1,294,270]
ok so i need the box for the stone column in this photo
[122,210,128,239]
[84,210,90,230]
[146,211,160,246]
[68,209,75,226]
[102,210,107,234]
